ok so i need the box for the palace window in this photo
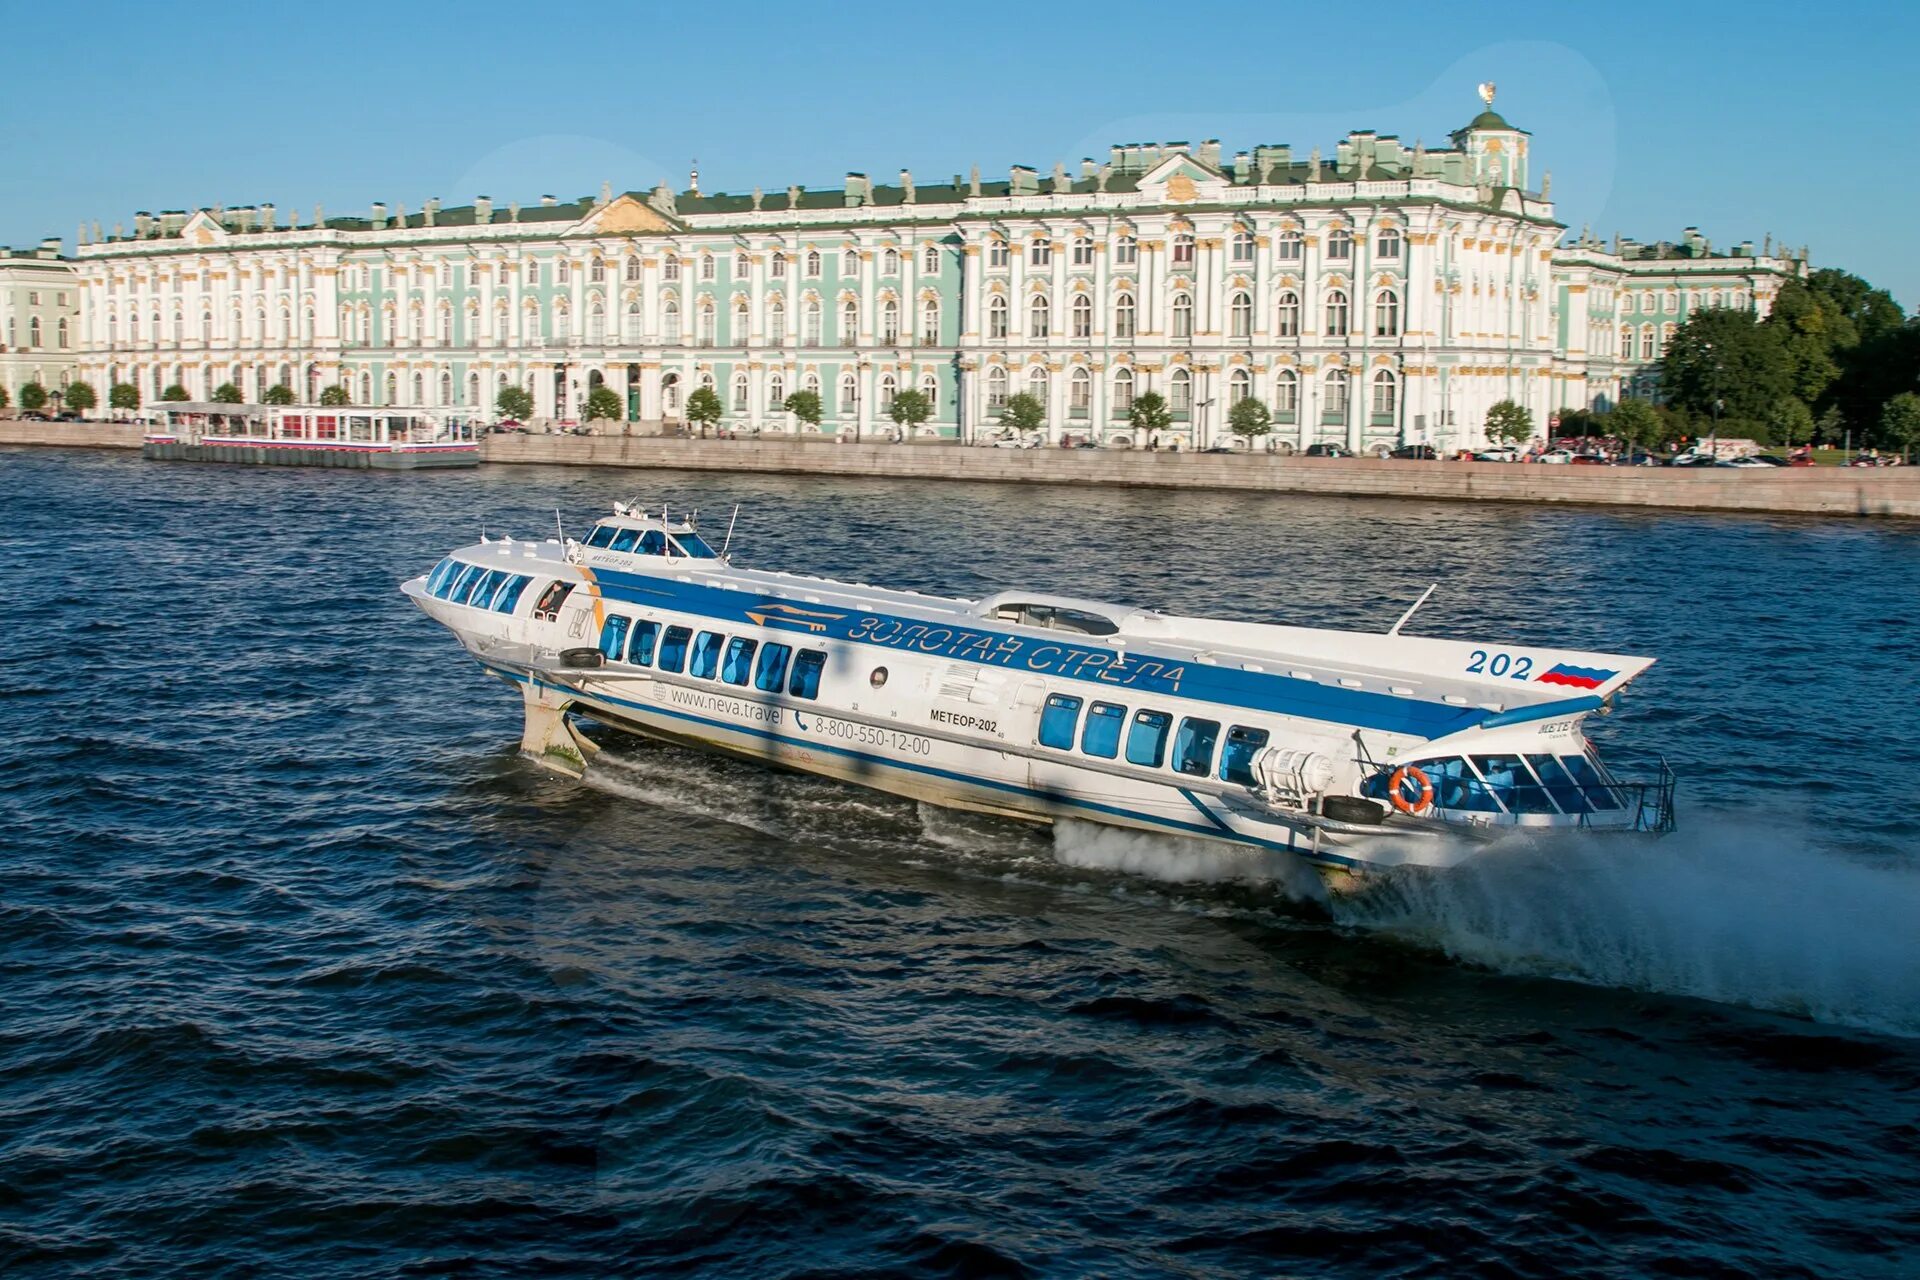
[699,253,715,281]
[839,371,858,413]
[1231,228,1255,262]
[878,373,896,412]
[732,372,749,412]
[625,257,641,282]
[804,249,821,277]
[1273,368,1298,417]
[803,299,822,345]
[28,317,41,347]
[1276,230,1303,261]
[768,374,785,410]
[558,260,572,284]
[1028,366,1048,402]
[662,258,680,282]
[1029,238,1052,267]
[1229,291,1252,339]
[1169,367,1191,414]
[1325,289,1350,337]
[882,248,899,275]
[923,245,940,274]
[881,298,900,343]
[1324,368,1349,417]
[1376,227,1402,259]
[920,300,940,345]
[988,296,1009,339]
[770,253,787,279]
[1373,289,1400,337]
[1640,326,1654,359]
[1275,290,1300,338]
[840,299,859,342]
[988,239,1009,269]
[1372,369,1398,417]
[1115,234,1138,266]
[440,306,453,343]
[1072,237,1093,266]
[696,298,716,345]
[440,371,452,405]
[1029,295,1050,339]
[1172,233,1195,266]
[1113,292,1136,340]
[986,365,1008,408]
[438,262,452,286]
[1070,367,1091,417]
[626,301,641,340]
[1228,368,1250,404]
[1112,367,1134,413]
[1071,294,1092,339]
[841,248,859,276]
[1327,228,1353,261]
[1171,292,1193,341]
[662,301,680,342]
[769,300,787,343]
[732,300,750,343]
[590,259,606,283]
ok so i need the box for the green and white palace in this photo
[64,92,1808,450]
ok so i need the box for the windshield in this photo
[672,532,719,558]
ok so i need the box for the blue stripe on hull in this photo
[480,662,1364,871]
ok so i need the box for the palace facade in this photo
[59,98,1805,449]
[0,242,81,407]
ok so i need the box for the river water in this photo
[3,447,1918,1278]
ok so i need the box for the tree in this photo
[1606,398,1665,450]
[110,383,141,413]
[1762,399,1814,450]
[0,386,8,410]
[212,382,244,404]
[887,388,931,439]
[1815,406,1846,448]
[160,385,191,402]
[494,384,532,420]
[1660,308,1790,424]
[782,389,822,428]
[64,382,97,415]
[1227,397,1272,443]
[684,385,723,437]
[1879,392,1920,456]
[263,384,296,406]
[999,391,1045,435]
[1483,399,1534,446]
[1127,390,1173,445]
[19,382,47,412]
[584,385,624,422]
[319,385,351,407]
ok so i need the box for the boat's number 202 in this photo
[1466,650,1533,680]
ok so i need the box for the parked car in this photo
[1751,454,1790,466]
[1472,446,1519,462]
[1536,449,1575,464]
[1621,452,1659,467]
[1570,453,1609,465]
[1720,456,1773,468]
[1302,443,1352,458]
[1389,444,1439,460]
[1669,452,1718,467]
[17,411,51,422]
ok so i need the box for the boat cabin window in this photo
[447,564,482,604]
[1526,754,1594,815]
[639,531,669,556]
[599,615,631,661]
[1559,752,1624,811]
[1220,726,1270,785]
[1470,755,1559,815]
[1173,717,1221,777]
[629,620,659,665]
[1126,710,1170,767]
[1039,694,1083,749]
[470,570,505,609]
[1080,703,1126,759]
[427,558,459,596]
[754,643,792,693]
[657,625,692,673]
[689,631,724,679]
[721,638,757,685]
[585,525,618,549]
[789,650,826,699]
[992,602,1119,637]
[494,575,532,614]
[608,526,641,553]
[673,532,719,559]
[532,581,574,622]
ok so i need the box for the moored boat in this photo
[404,504,1675,880]
[145,401,479,468]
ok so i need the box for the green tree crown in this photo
[684,386,724,434]
[1000,392,1045,433]
[109,383,141,411]
[584,385,624,421]
[263,384,296,406]
[782,389,822,426]
[1879,392,1920,454]
[1483,399,1534,446]
[1127,390,1172,436]
[319,385,352,407]
[211,382,244,404]
[887,388,932,429]
[1227,397,1272,439]
[494,384,533,420]
[64,382,98,414]
[19,382,47,412]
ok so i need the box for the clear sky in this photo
[3,0,1914,306]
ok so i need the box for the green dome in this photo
[1465,108,1515,131]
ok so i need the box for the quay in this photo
[3,420,1916,518]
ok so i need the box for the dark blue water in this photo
[4,448,1918,1279]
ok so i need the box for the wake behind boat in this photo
[403,504,1674,880]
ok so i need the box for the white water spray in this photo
[1051,819,1330,906]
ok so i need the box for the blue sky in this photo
[3,0,1914,306]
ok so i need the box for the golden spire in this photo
[1477,81,1497,107]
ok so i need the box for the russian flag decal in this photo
[1537,663,1617,690]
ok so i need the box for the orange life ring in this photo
[1388,765,1435,816]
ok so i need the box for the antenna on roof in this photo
[720,504,741,559]
[554,508,566,544]
[1387,583,1438,636]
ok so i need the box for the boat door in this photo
[1010,677,1052,792]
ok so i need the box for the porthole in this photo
[869,667,889,689]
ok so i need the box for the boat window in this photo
[585,525,618,549]
[673,532,719,559]
[1527,754,1593,814]
[657,625,691,673]
[458,567,496,606]
[638,530,668,556]
[629,620,659,665]
[609,527,640,553]
[721,637,757,685]
[1173,718,1221,777]
[1080,703,1126,758]
[599,615,631,661]
[482,573,512,610]
[1427,757,1501,812]
[1470,755,1559,815]
[1039,694,1083,750]
[1220,726,1270,785]
[532,581,574,621]
[755,643,792,692]
[689,630,724,679]
[447,564,481,603]
[789,649,826,699]
[427,558,459,596]
[494,574,532,614]
[992,602,1119,637]
[1126,710,1170,768]
[471,571,505,608]
[1561,752,1625,811]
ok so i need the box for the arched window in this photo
[732,372,749,411]
[1640,325,1654,360]
[882,248,899,275]
[694,298,715,345]
[1029,238,1052,267]
[439,371,452,405]
[201,312,212,343]
[878,372,896,411]
[1276,230,1303,262]
[1231,228,1255,262]
[587,301,605,343]
[988,238,1009,269]
[922,245,940,274]
[440,305,454,344]
[1028,294,1050,339]
[880,298,899,343]
[662,300,680,343]
[919,299,939,345]
[1171,292,1193,341]
[1324,368,1349,416]
[920,373,938,406]
[1070,366,1091,416]
[769,253,787,279]
[768,373,785,411]
[986,365,1008,408]
[107,313,118,344]
[804,249,822,278]
[732,300,750,344]
[1113,292,1136,340]
[1376,227,1402,260]
[626,301,641,341]
[1027,365,1048,402]
[589,259,606,284]
[553,302,571,343]
[1071,294,1092,339]
[838,370,858,414]
[1172,233,1195,266]
[127,313,137,342]
[1325,290,1350,337]
[699,253,715,281]
[1276,290,1300,338]
[1371,369,1398,417]
[361,372,372,404]
[841,248,859,276]
[467,371,479,405]
[1373,290,1400,337]
[412,372,425,404]
[1169,367,1192,414]
[625,257,641,282]
[28,317,41,347]
[1327,228,1353,261]
[1111,367,1134,413]
[1115,234,1138,266]
[803,299,822,345]
[383,371,396,404]
[1229,291,1252,339]
[988,295,1009,340]
[768,299,787,343]
[839,298,859,342]
[1618,324,1631,357]
[557,259,572,285]
[1273,368,1299,417]
[661,371,680,412]
[1228,368,1251,404]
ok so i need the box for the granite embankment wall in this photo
[5,420,1917,517]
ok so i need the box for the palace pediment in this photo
[567,194,680,236]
